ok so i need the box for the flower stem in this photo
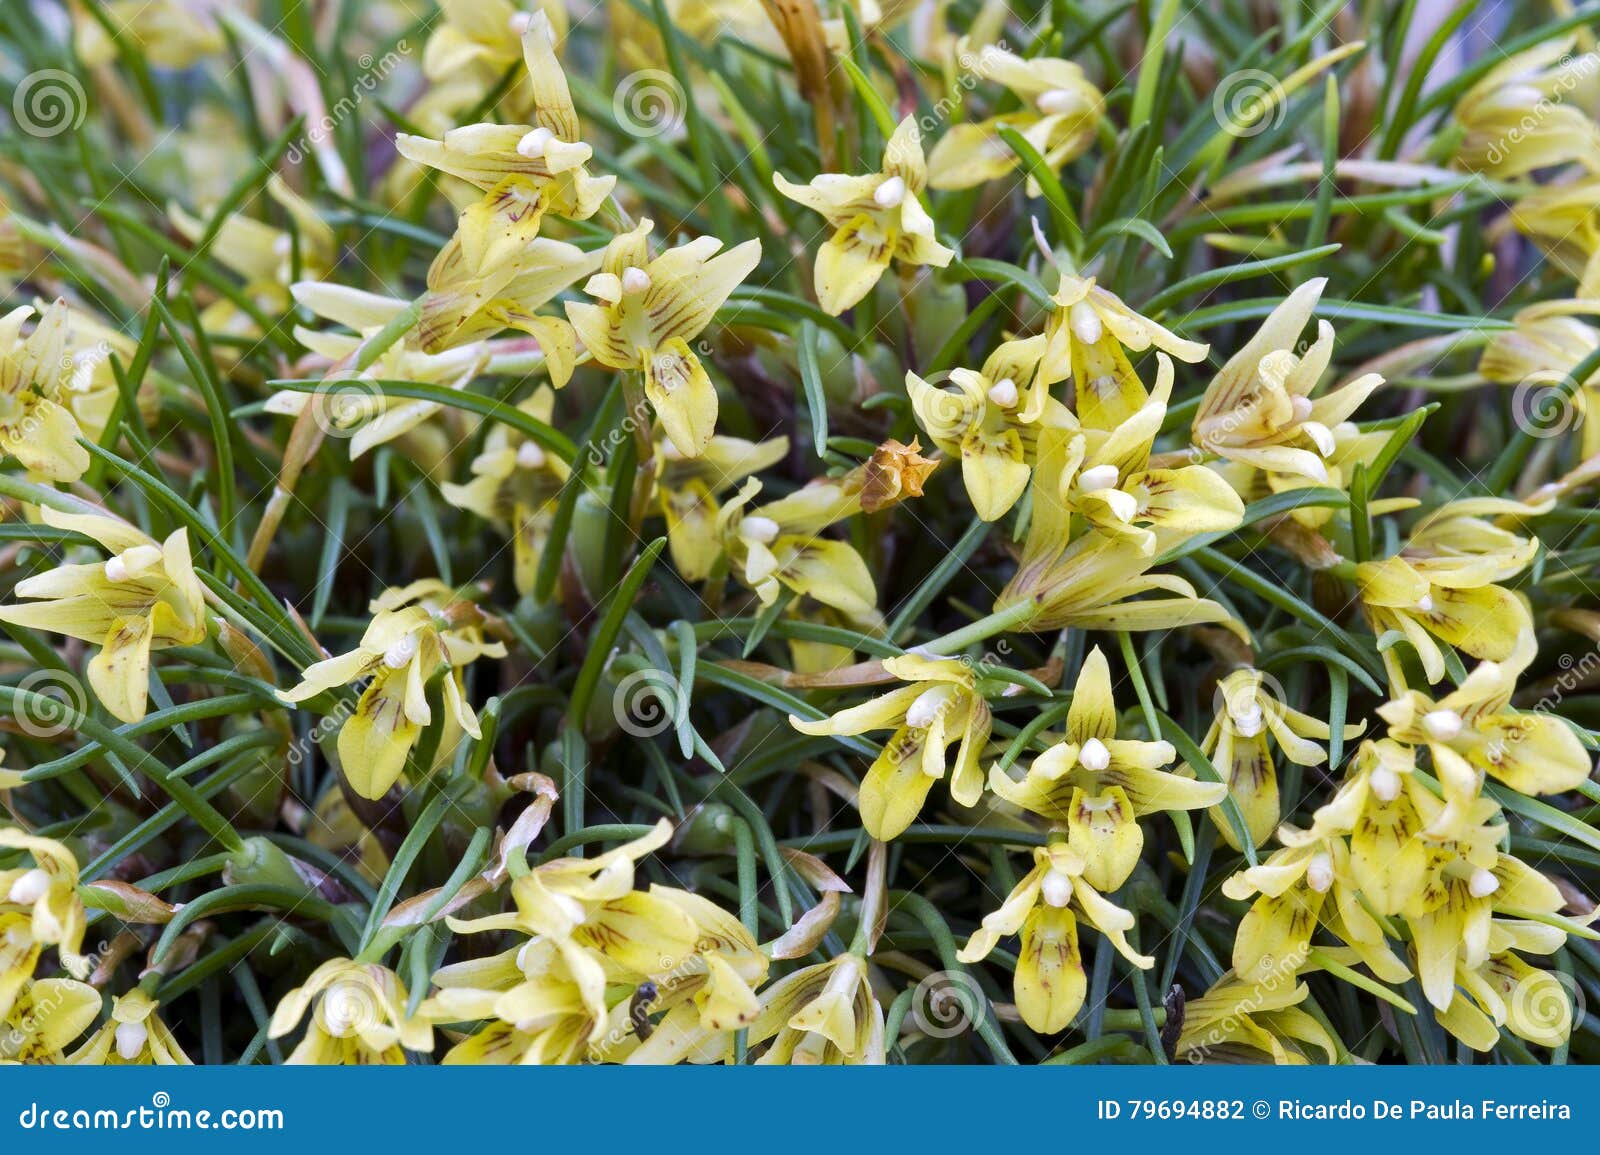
[920,600,1036,656]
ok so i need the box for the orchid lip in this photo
[7,867,50,905]
[382,633,419,669]
[1040,868,1074,908]
[739,515,780,545]
[986,377,1018,408]
[517,127,555,158]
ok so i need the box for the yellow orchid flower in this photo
[1379,633,1591,825]
[429,868,763,1066]
[1480,299,1600,456]
[995,426,1245,636]
[790,652,992,840]
[926,41,1103,192]
[418,223,596,383]
[653,430,789,582]
[447,821,701,981]
[1193,668,1364,851]
[1355,543,1533,688]
[1435,939,1579,1052]
[268,958,432,1064]
[1454,37,1600,178]
[715,477,878,623]
[1046,274,1208,431]
[989,647,1224,891]
[906,334,1071,520]
[431,823,755,1064]
[0,978,101,1064]
[291,235,590,377]
[1401,835,1565,1018]
[0,299,93,482]
[0,910,41,1021]
[1258,419,1395,528]
[26,297,142,448]
[608,887,769,1064]
[566,219,761,457]
[748,951,884,1064]
[775,117,953,315]
[1,830,88,1011]
[958,840,1153,1034]
[70,990,191,1065]
[1175,970,1340,1064]
[410,0,570,129]
[269,308,491,459]
[1056,355,1246,554]
[440,388,572,595]
[277,581,506,799]
[1509,178,1600,300]
[1306,739,1432,916]
[397,12,615,235]
[423,940,608,1065]
[0,507,206,724]
[1222,827,1409,989]
[1193,279,1384,482]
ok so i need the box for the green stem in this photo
[922,600,1036,656]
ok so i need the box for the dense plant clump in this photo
[3,0,1600,1066]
